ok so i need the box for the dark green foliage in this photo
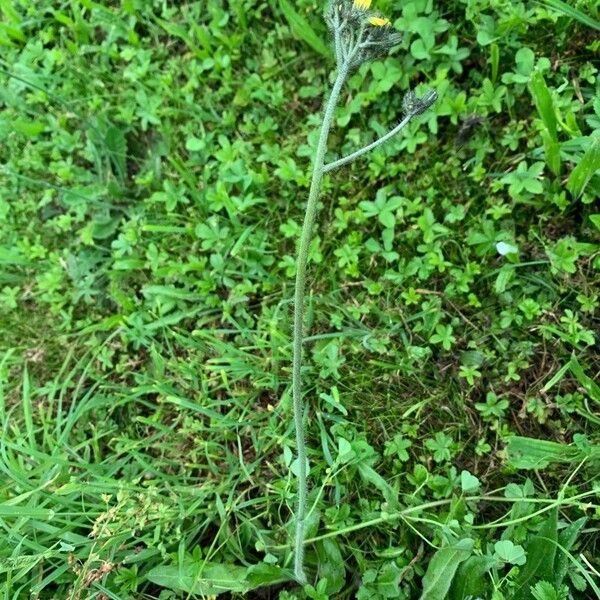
[513,509,559,599]
[1,0,599,598]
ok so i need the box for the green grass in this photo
[1,0,600,598]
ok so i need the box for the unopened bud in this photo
[402,89,438,116]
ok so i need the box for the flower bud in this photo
[403,89,438,116]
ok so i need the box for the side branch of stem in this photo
[323,113,413,172]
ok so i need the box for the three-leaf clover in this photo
[501,47,549,85]
[500,161,545,198]
[494,540,527,565]
[425,432,454,462]
[459,365,482,385]
[384,434,412,462]
[460,470,481,493]
[359,189,403,228]
[429,323,456,350]
[475,391,509,419]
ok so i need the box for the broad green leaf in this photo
[506,437,560,469]
[0,505,54,518]
[531,581,561,600]
[494,540,526,565]
[554,517,586,586]
[186,136,205,152]
[154,17,206,57]
[541,359,572,392]
[337,437,355,463]
[495,265,514,294]
[147,561,249,595]
[0,246,28,266]
[13,120,45,137]
[0,22,25,42]
[568,354,600,404]
[420,538,474,600]
[450,555,495,599]
[357,463,399,509]
[279,0,330,58]
[460,470,480,493]
[245,563,292,588]
[542,130,561,176]
[590,214,600,231]
[567,138,600,198]
[490,43,499,82]
[315,539,345,594]
[105,125,127,181]
[91,212,120,240]
[376,561,403,596]
[529,71,557,142]
[0,0,23,23]
[513,509,558,599]
[505,436,600,469]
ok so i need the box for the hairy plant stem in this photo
[272,490,598,552]
[323,113,412,172]
[292,63,348,584]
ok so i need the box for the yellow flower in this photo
[368,16,390,26]
[353,0,372,9]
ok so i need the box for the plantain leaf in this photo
[420,538,474,600]
[13,119,45,137]
[358,462,399,509]
[505,436,600,470]
[147,561,290,596]
[279,0,331,58]
[449,555,495,599]
[568,354,600,404]
[554,517,586,586]
[105,125,127,182]
[315,538,345,594]
[147,561,249,595]
[513,509,558,599]
[542,131,561,176]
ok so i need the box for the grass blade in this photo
[567,137,600,198]
[22,366,36,452]
[568,354,600,405]
[538,0,600,31]
[279,0,331,58]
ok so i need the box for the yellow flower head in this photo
[368,16,390,26]
[353,0,372,9]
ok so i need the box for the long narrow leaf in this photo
[530,71,557,141]
[420,538,474,600]
[567,137,600,198]
[513,509,558,599]
[538,0,600,31]
[506,435,600,469]
[568,354,600,404]
[279,0,331,58]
